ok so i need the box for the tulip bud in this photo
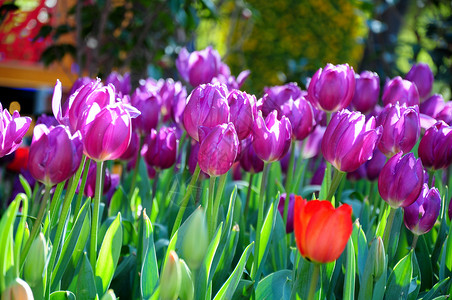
[1,278,34,300]
[372,237,385,280]
[178,259,194,300]
[281,97,315,141]
[24,232,47,287]
[101,290,117,300]
[418,121,452,170]
[307,63,355,112]
[321,109,382,172]
[182,208,209,270]
[160,251,181,300]
[130,89,161,135]
[405,63,434,100]
[228,90,258,140]
[351,71,380,114]
[382,76,420,107]
[143,127,179,170]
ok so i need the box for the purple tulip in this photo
[311,160,326,186]
[302,126,325,159]
[239,137,264,173]
[143,127,179,170]
[131,88,161,135]
[364,148,387,181]
[36,114,59,127]
[351,71,380,114]
[281,97,315,141]
[105,71,132,96]
[198,123,239,177]
[277,193,295,233]
[119,131,140,162]
[382,76,420,107]
[188,141,209,179]
[261,83,304,117]
[252,110,292,162]
[28,125,83,186]
[81,103,135,162]
[228,90,257,140]
[405,63,434,100]
[84,161,118,198]
[376,103,420,157]
[183,83,230,141]
[420,94,445,118]
[321,109,382,172]
[176,46,222,87]
[69,77,95,96]
[378,152,424,208]
[418,121,452,170]
[436,102,452,125]
[158,79,187,125]
[403,184,440,235]
[307,63,355,112]
[0,104,31,158]
[212,69,251,91]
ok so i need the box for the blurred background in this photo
[0,0,450,120]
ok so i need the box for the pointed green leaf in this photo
[255,270,292,300]
[13,194,27,277]
[141,211,159,299]
[255,201,278,278]
[50,290,76,300]
[384,251,413,300]
[421,277,449,300]
[76,253,97,300]
[344,238,356,300]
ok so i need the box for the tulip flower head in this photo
[418,121,452,170]
[252,110,292,162]
[378,152,424,208]
[143,127,179,170]
[420,94,445,118]
[281,97,315,141]
[228,90,258,140]
[278,193,295,233]
[307,63,355,112]
[130,88,161,135]
[382,76,420,107]
[261,82,304,117]
[293,196,353,263]
[321,109,382,172]
[28,125,83,186]
[0,104,31,158]
[405,63,434,100]
[351,71,380,114]
[403,184,441,235]
[239,137,264,173]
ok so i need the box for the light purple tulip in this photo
[212,69,251,91]
[307,63,355,112]
[0,104,31,157]
[378,152,424,208]
[403,184,440,235]
[143,127,179,170]
[183,83,230,141]
[261,82,304,117]
[418,121,452,170]
[28,125,83,186]
[158,79,187,125]
[321,109,382,172]
[228,90,257,140]
[382,76,420,107]
[198,123,239,177]
[352,71,380,114]
[281,97,315,141]
[405,63,434,100]
[420,94,445,118]
[376,102,420,157]
[252,110,292,162]
[68,77,95,96]
[105,71,132,96]
[176,46,222,87]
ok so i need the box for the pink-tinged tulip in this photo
[198,123,239,177]
[81,103,134,161]
[239,137,264,173]
[382,76,420,107]
[143,127,179,170]
[418,121,452,170]
[405,63,434,100]
[420,94,445,118]
[376,103,420,157]
[321,109,382,172]
[378,152,424,208]
[228,90,257,140]
[176,46,222,87]
[277,193,295,233]
[281,97,315,140]
[261,83,304,117]
[183,83,230,141]
[364,148,387,181]
[307,63,355,112]
[131,88,161,135]
[403,184,440,235]
[105,71,131,96]
[352,71,380,114]
[29,125,83,186]
[0,104,31,157]
[252,110,292,162]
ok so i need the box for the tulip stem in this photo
[285,140,297,194]
[307,263,320,300]
[383,206,396,249]
[20,184,51,268]
[244,173,254,217]
[150,170,159,216]
[212,173,228,238]
[170,164,201,238]
[411,234,419,250]
[90,161,105,273]
[74,158,91,216]
[428,170,435,187]
[207,176,216,239]
[251,162,271,280]
[327,169,346,205]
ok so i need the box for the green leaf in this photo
[270,213,288,271]
[344,238,356,300]
[138,158,152,213]
[214,242,254,300]
[351,221,368,284]
[372,263,387,300]
[255,270,292,300]
[95,213,123,296]
[49,290,76,300]
[76,253,97,300]
[407,251,420,300]
[13,194,28,277]
[18,175,32,199]
[421,277,449,300]
[141,211,159,299]
[255,201,278,278]
[51,200,90,290]
[384,251,413,300]
[387,208,403,263]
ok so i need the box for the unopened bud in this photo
[182,207,208,270]
[101,289,117,300]
[1,278,34,300]
[159,251,181,300]
[373,237,386,280]
[24,232,47,287]
[178,259,194,300]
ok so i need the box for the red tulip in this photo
[293,197,353,263]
